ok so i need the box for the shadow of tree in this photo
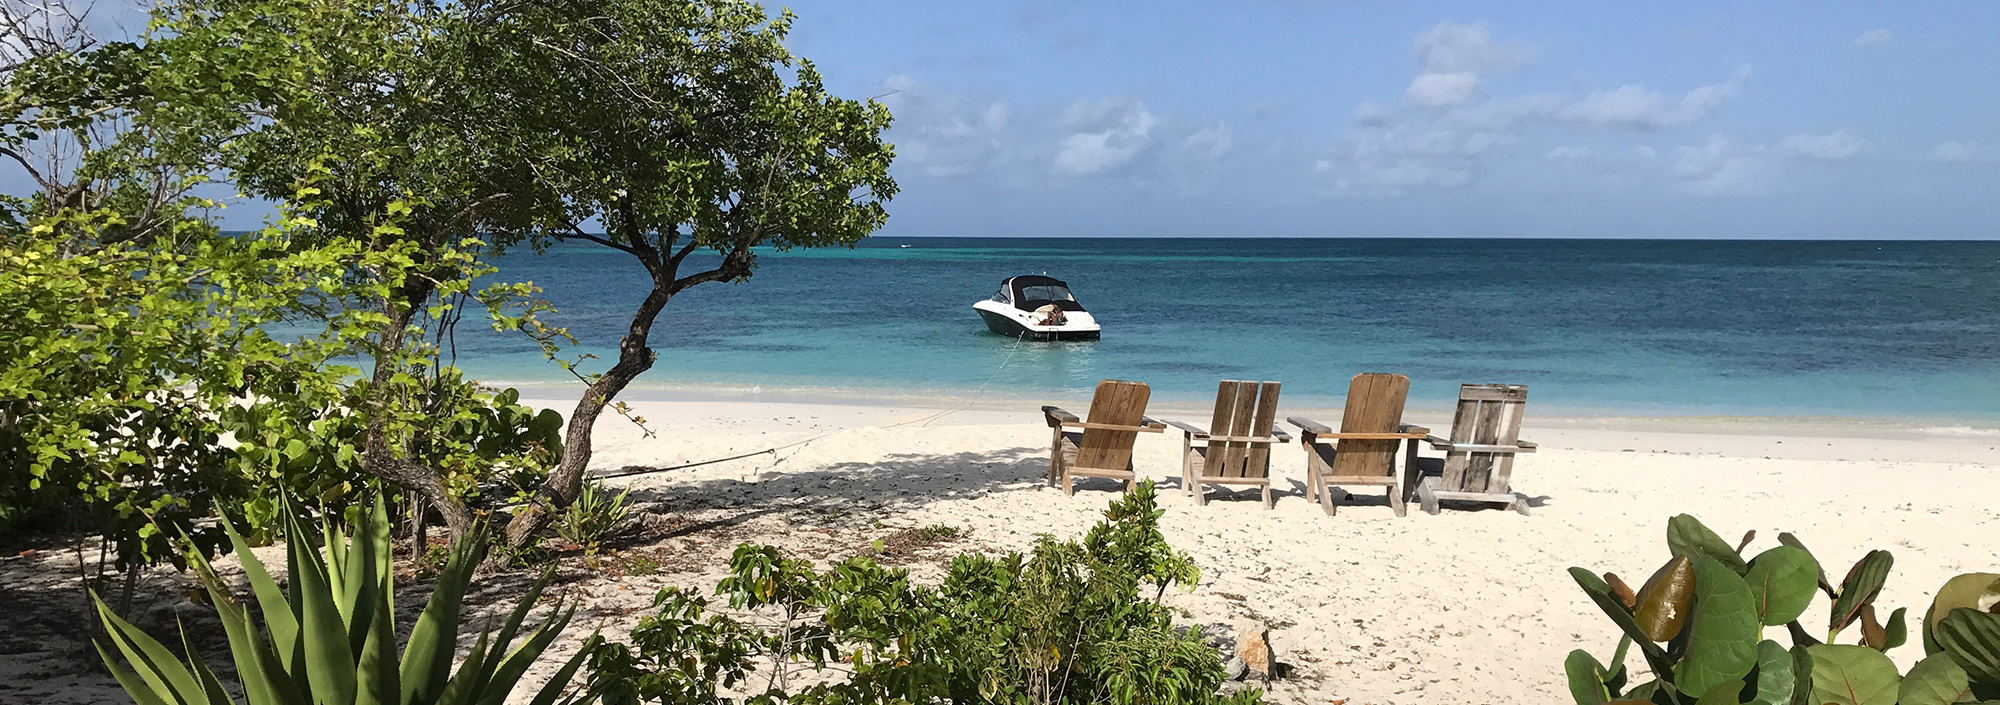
[614,446,1052,519]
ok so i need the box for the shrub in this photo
[93,496,595,705]
[557,478,633,555]
[1564,513,2000,704]
[574,480,1262,704]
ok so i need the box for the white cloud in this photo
[1414,22,1537,75]
[1053,98,1158,176]
[1559,67,1749,129]
[878,75,1011,178]
[1182,122,1233,159]
[1399,23,1537,109]
[1781,130,1863,160]
[1931,142,1985,163]
[1853,29,1893,50]
[1637,146,1657,159]
[1545,146,1588,160]
[1405,71,1480,106]
[1674,136,1771,197]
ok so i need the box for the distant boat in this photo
[973,275,1101,340]
[899,244,911,248]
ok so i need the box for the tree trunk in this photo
[358,283,476,539]
[504,268,678,548]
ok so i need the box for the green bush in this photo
[557,478,633,555]
[574,480,1263,704]
[93,496,595,705]
[1565,514,2000,704]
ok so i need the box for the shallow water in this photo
[447,237,2000,421]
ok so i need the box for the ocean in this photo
[449,237,2000,422]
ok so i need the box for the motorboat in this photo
[973,275,1101,340]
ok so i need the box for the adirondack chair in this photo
[1042,379,1165,495]
[1165,380,1292,508]
[1286,373,1429,517]
[1415,383,1537,515]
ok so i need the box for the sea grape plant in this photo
[93,496,596,705]
[1565,514,2000,704]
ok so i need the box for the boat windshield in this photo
[1019,284,1074,302]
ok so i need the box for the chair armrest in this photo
[1516,439,1537,451]
[1162,420,1209,438]
[1424,435,1454,449]
[1311,431,1429,440]
[1140,416,1167,430]
[1269,427,1293,443]
[1042,406,1079,428]
[1060,421,1167,433]
[1286,416,1332,434]
[1398,423,1431,436]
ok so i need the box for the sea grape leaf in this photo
[1567,650,1613,705]
[1777,532,1834,596]
[1669,515,1749,574]
[1831,551,1894,634]
[1927,574,2000,656]
[1808,644,1901,705]
[1937,608,2000,685]
[1898,654,1972,705]
[1636,557,1697,643]
[1676,557,1760,697]
[1744,546,1818,627]
[1695,678,1746,705]
[1572,568,1676,679]
[1744,640,1795,705]
[1887,607,1909,651]
[1792,645,1815,705]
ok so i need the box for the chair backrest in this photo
[1442,383,1528,493]
[1327,372,1410,478]
[1203,380,1281,479]
[1076,379,1151,471]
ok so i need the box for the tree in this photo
[450,0,898,547]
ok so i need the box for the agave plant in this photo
[93,497,595,705]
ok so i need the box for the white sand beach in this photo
[504,393,2000,703]
[6,392,1998,705]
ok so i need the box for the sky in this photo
[771,1,2000,239]
[12,1,1998,239]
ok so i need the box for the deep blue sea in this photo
[448,238,2000,421]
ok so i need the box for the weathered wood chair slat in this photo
[1416,383,1536,515]
[1287,373,1429,517]
[1169,380,1290,508]
[1043,379,1165,495]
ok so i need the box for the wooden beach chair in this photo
[1414,384,1537,515]
[1165,380,1292,508]
[1286,373,1429,516]
[1041,380,1165,495]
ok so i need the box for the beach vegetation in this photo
[1565,513,2000,704]
[455,0,900,550]
[93,495,595,705]
[572,481,1262,704]
[556,478,634,556]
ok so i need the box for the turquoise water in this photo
[450,238,2000,420]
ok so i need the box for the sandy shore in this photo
[515,393,2000,703]
[5,392,1998,704]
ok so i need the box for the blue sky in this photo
[776,1,2000,238]
[19,1,1996,239]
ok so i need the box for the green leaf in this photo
[1695,678,1746,705]
[1572,566,1675,680]
[1567,650,1613,705]
[1927,574,2000,656]
[1677,557,1761,697]
[1831,551,1894,634]
[1744,546,1818,626]
[1937,608,2000,685]
[1745,640,1795,705]
[1887,608,1909,651]
[1807,644,1900,705]
[526,634,600,705]
[1668,514,1748,574]
[1899,655,1973,705]
[1636,557,1697,643]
